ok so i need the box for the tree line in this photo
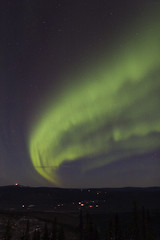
[2,202,159,240]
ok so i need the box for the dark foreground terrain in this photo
[0,185,160,239]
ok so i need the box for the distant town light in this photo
[15,183,19,186]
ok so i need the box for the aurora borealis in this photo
[1,0,160,187]
[29,5,160,186]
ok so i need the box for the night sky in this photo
[1,0,160,188]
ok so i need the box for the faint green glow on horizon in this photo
[28,9,160,186]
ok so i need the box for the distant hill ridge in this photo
[0,185,159,212]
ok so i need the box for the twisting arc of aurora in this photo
[28,8,160,186]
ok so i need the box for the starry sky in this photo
[1,0,160,188]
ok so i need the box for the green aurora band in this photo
[28,9,160,186]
